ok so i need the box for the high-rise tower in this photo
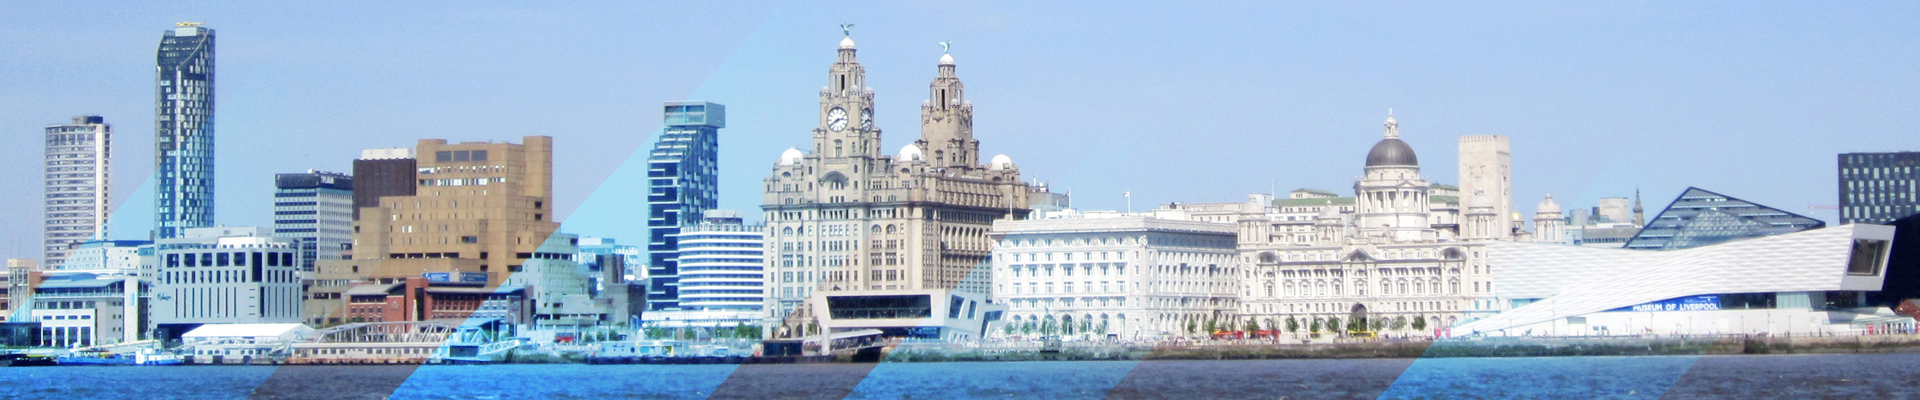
[646,101,725,311]
[154,23,215,239]
[44,115,111,267]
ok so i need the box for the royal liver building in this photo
[761,32,1038,337]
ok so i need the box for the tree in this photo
[1003,323,1016,337]
[1020,321,1034,335]
[1244,317,1259,336]
[1412,316,1428,332]
[1309,318,1322,335]
[1286,317,1300,337]
[1186,318,1198,336]
[1326,317,1342,337]
[1080,319,1092,336]
[1392,316,1408,331]
[1098,320,1110,336]
[1371,318,1386,332]
[1203,318,1217,336]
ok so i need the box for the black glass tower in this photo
[1839,152,1920,225]
[155,23,216,239]
[646,101,724,311]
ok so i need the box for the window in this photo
[1848,239,1889,275]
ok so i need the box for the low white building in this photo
[990,209,1241,340]
[1458,224,1897,337]
[181,323,315,363]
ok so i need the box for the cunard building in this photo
[1227,115,1499,335]
[760,32,1032,340]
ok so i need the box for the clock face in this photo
[828,107,848,132]
[860,108,874,130]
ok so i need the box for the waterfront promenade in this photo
[6,353,1919,399]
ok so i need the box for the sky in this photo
[2,1,1918,261]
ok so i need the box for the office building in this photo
[990,209,1240,340]
[1624,187,1825,250]
[273,170,353,271]
[151,227,304,340]
[4,259,40,322]
[44,115,112,267]
[154,23,216,239]
[351,148,416,220]
[57,240,149,272]
[310,136,598,325]
[647,101,725,311]
[340,273,534,325]
[31,269,145,347]
[1559,195,1646,247]
[1839,151,1920,224]
[645,210,764,329]
[760,35,1042,337]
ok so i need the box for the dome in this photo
[989,154,1014,170]
[939,53,955,65]
[898,144,924,162]
[839,37,855,49]
[778,148,804,166]
[1537,194,1562,214]
[1364,138,1419,167]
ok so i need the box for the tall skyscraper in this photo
[273,170,353,271]
[1458,135,1512,239]
[351,148,417,220]
[760,34,1039,337]
[1839,151,1920,225]
[646,101,725,311]
[154,22,216,239]
[44,115,111,267]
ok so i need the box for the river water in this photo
[3,353,1917,399]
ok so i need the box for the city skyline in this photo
[4,2,1920,261]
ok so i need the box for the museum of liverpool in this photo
[1457,223,1905,337]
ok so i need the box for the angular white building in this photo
[1457,224,1898,336]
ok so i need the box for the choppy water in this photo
[3,353,1918,399]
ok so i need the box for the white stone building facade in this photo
[990,210,1241,340]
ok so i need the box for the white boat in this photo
[430,325,521,364]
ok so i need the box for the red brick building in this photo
[341,273,533,325]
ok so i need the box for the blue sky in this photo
[2,1,1917,260]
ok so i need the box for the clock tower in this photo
[816,33,880,159]
[917,47,978,169]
